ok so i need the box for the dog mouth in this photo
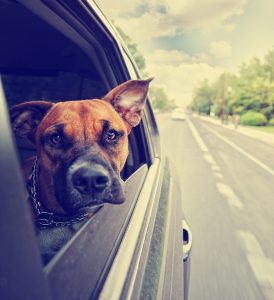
[67,179,125,214]
[54,160,125,215]
[62,186,125,215]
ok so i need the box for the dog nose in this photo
[72,164,110,194]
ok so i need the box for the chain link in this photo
[27,157,88,228]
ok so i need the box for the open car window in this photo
[0,0,150,274]
[1,0,147,175]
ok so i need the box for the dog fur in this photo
[10,78,152,262]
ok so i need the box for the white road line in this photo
[203,153,217,165]
[202,123,274,177]
[238,230,274,300]
[237,230,264,255]
[211,165,221,172]
[186,117,209,152]
[216,182,243,209]
[213,172,223,179]
[187,118,225,178]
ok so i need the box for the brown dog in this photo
[10,78,152,262]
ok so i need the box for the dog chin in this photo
[62,194,103,215]
[103,189,125,204]
[103,177,126,204]
[61,187,125,215]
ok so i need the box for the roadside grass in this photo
[246,126,274,134]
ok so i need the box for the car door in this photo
[0,0,190,299]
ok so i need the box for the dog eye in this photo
[49,133,62,145]
[107,130,118,141]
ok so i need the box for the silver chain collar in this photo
[27,157,88,228]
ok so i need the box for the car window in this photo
[0,0,149,269]
[0,76,52,300]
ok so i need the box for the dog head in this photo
[10,79,152,215]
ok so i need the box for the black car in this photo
[0,1,192,299]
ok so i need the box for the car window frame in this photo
[0,1,162,299]
[0,78,53,300]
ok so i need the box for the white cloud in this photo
[146,49,210,65]
[145,50,223,107]
[163,0,247,31]
[94,1,244,106]
[222,23,237,33]
[95,0,141,18]
[96,0,248,44]
[210,41,232,58]
[117,12,178,44]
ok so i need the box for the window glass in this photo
[2,72,105,105]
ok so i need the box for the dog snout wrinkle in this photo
[72,164,110,195]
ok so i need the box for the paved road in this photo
[157,114,274,300]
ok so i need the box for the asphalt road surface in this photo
[158,114,274,300]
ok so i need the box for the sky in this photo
[96,0,274,107]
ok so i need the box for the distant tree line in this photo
[190,48,274,126]
[115,25,176,111]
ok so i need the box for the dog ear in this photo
[103,78,153,129]
[10,101,54,141]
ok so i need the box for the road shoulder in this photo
[197,115,274,147]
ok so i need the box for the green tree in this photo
[149,86,176,111]
[211,73,237,116]
[232,57,274,119]
[115,25,146,74]
[191,49,274,123]
[191,80,214,115]
[264,48,274,81]
[114,24,175,111]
